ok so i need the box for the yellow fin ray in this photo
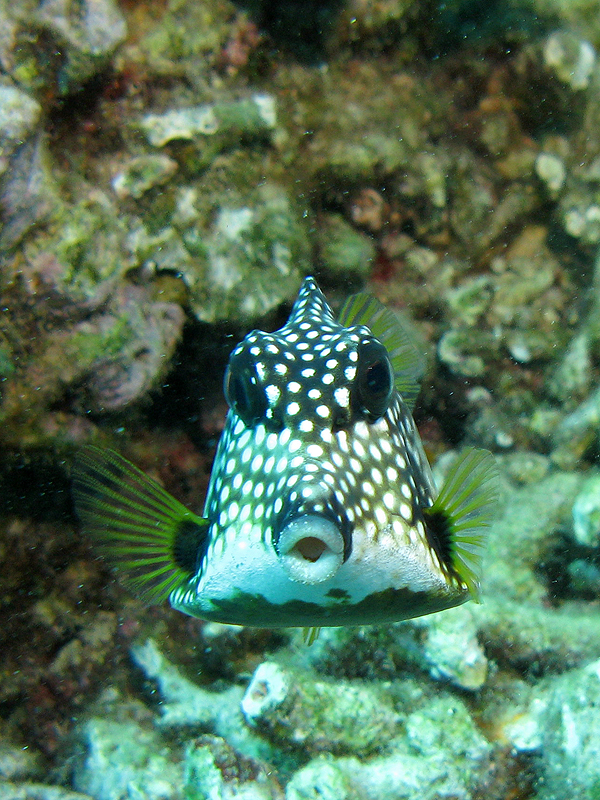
[424,448,499,600]
[72,447,209,604]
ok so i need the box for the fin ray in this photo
[338,292,425,409]
[424,448,499,600]
[72,446,209,604]
[302,626,321,645]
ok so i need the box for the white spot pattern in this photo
[186,276,444,615]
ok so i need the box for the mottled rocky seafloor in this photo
[3,0,600,798]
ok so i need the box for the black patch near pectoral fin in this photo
[72,446,209,604]
[423,447,499,600]
[172,518,210,575]
[422,506,455,578]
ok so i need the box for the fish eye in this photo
[354,339,394,421]
[224,348,268,427]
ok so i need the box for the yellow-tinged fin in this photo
[72,446,209,604]
[338,292,425,409]
[302,626,321,645]
[423,448,499,601]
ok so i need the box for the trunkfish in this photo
[72,277,498,636]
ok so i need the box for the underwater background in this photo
[2,0,600,797]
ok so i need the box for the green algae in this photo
[124,0,229,76]
[242,661,400,757]
[3,0,126,95]
[112,155,178,200]
[286,693,490,800]
[0,337,14,378]
[316,214,375,282]
[186,184,310,324]
[19,198,128,304]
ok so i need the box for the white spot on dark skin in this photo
[192,277,442,628]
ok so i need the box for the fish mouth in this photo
[276,515,345,584]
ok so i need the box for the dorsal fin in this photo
[338,292,425,409]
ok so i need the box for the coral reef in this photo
[241,661,400,756]
[285,694,491,800]
[4,0,600,798]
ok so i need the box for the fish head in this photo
[72,277,498,631]
[171,277,467,626]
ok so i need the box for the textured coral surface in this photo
[3,1,600,798]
